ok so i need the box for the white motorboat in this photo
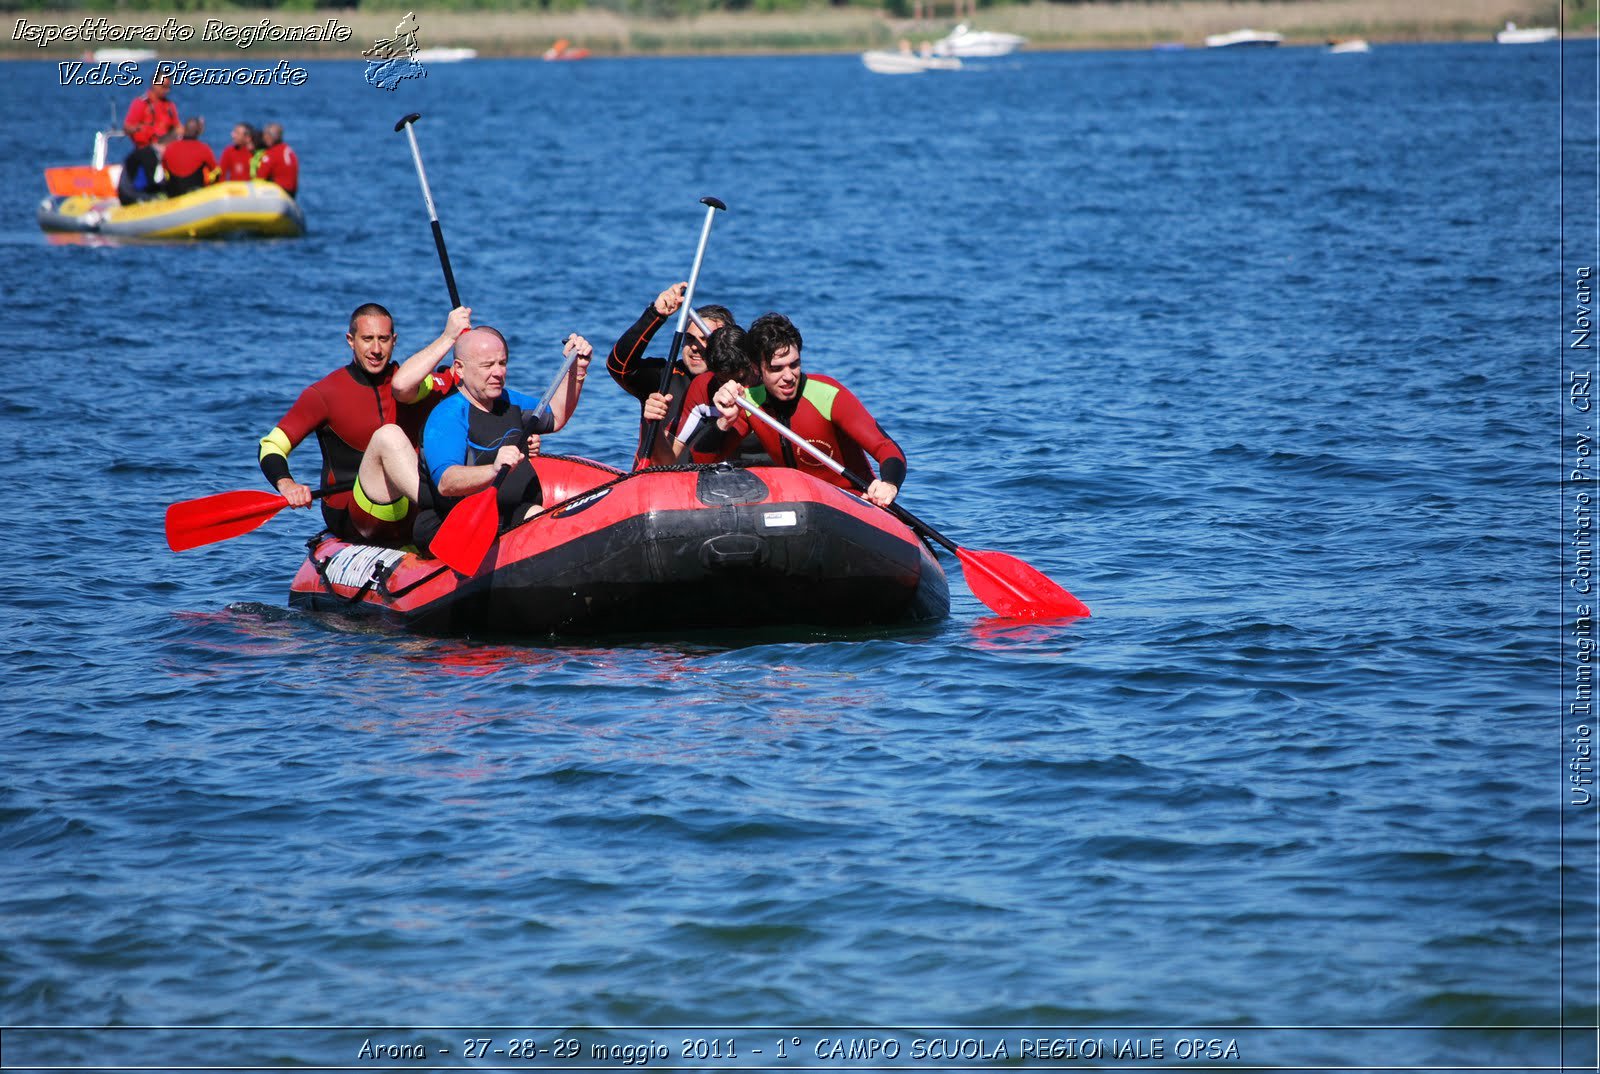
[1495,21,1558,44]
[862,49,962,74]
[1327,38,1371,54]
[92,48,157,62]
[927,23,1026,58]
[1204,28,1283,48]
[414,46,478,62]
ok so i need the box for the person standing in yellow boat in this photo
[123,74,179,149]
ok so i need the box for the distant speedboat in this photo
[1495,21,1558,44]
[414,47,477,62]
[861,49,962,74]
[1327,38,1371,54]
[93,48,156,62]
[543,38,590,60]
[1204,28,1283,48]
[928,23,1026,58]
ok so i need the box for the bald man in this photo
[414,329,592,552]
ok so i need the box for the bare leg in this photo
[357,424,421,505]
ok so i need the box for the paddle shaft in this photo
[534,346,580,422]
[284,480,353,505]
[217,480,354,525]
[396,113,462,308]
[641,196,725,463]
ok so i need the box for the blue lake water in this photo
[1,37,1595,1072]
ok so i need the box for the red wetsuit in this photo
[124,93,179,148]
[669,371,765,464]
[719,373,907,491]
[256,143,299,196]
[161,138,217,196]
[671,371,720,461]
[218,145,254,182]
[258,361,458,545]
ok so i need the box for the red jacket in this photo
[124,94,178,148]
[256,143,298,195]
[161,138,217,182]
[218,145,254,182]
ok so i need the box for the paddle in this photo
[639,195,726,467]
[731,396,1090,620]
[395,112,462,308]
[165,482,354,553]
[427,342,584,576]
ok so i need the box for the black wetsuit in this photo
[605,303,694,465]
[117,146,161,205]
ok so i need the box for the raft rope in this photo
[517,455,939,555]
[502,456,769,536]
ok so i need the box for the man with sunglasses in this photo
[711,313,905,507]
[605,281,733,467]
[642,324,764,467]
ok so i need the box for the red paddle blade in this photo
[955,547,1091,620]
[165,490,292,552]
[430,487,501,575]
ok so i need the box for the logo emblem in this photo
[363,11,426,91]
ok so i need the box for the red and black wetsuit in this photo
[606,303,693,466]
[124,93,178,148]
[719,373,907,491]
[256,143,298,196]
[258,361,457,544]
[161,137,217,196]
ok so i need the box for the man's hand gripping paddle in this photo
[638,196,725,468]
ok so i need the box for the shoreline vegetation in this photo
[3,0,1586,58]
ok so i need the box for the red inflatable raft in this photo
[288,455,950,635]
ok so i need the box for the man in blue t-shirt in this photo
[415,327,592,551]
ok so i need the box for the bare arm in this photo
[437,443,522,499]
[392,306,471,403]
[544,334,593,432]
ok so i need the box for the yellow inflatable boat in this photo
[38,128,305,241]
[38,180,305,240]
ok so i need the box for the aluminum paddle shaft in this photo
[395,112,462,309]
[640,196,726,465]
